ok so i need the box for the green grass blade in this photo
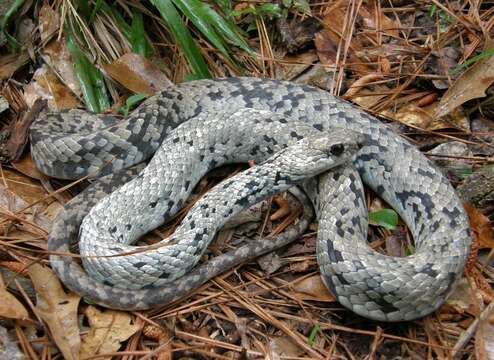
[307,323,320,346]
[171,0,231,61]
[118,94,147,116]
[450,48,494,75]
[76,0,91,21]
[0,0,25,29]
[0,0,25,50]
[150,0,210,79]
[99,1,132,39]
[89,0,105,24]
[204,6,254,56]
[130,11,148,56]
[66,31,110,112]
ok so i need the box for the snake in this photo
[30,77,472,322]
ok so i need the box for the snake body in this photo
[30,77,471,321]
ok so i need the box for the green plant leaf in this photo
[450,48,494,75]
[99,1,131,39]
[118,94,147,116]
[172,0,231,61]
[369,209,398,230]
[130,11,147,56]
[65,30,110,112]
[307,323,320,346]
[214,0,232,15]
[89,0,105,24]
[233,3,282,18]
[150,0,210,79]
[0,0,25,50]
[205,6,254,56]
[428,4,437,17]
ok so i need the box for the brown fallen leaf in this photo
[343,73,383,99]
[446,278,477,315]
[464,203,494,250]
[291,274,336,302]
[359,3,399,39]
[103,53,173,95]
[0,170,46,206]
[270,336,305,358]
[11,153,44,180]
[436,41,494,118]
[29,264,81,360]
[274,50,318,81]
[0,52,30,80]
[80,306,140,360]
[0,181,53,236]
[41,39,81,97]
[270,196,291,221]
[351,85,389,110]
[3,99,47,162]
[24,66,80,111]
[38,3,60,44]
[475,306,494,360]
[0,274,29,321]
[315,3,370,74]
[143,324,172,360]
[383,102,470,132]
[0,261,29,277]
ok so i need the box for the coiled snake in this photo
[30,77,471,321]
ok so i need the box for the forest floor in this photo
[0,1,494,359]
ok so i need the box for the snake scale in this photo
[30,77,471,322]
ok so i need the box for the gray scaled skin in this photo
[30,77,472,322]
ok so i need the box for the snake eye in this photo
[329,144,344,156]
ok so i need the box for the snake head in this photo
[269,130,364,182]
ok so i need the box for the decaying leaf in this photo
[383,102,470,131]
[29,264,81,360]
[475,306,494,359]
[0,52,30,80]
[446,278,477,314]
[24,66,80,111]
[41,39,81,97]
[103,53,172,95]
[0,275,29,321]
[80,306,140,360]
[436,42,494,118]
[359,3,399,39]
[274,50,318,81]
[270,336,305,358]
[3,99,47,162]
[464,204,494,249]
[291,274,336,302]
[0,179,54,235]
[38,3,60,44]
[11,153,45,180]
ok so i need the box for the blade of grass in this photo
[150,0,211,79]
[130,11,148,56]
[171,0,232,61]
[65,29,110,112]
[76,0,91,21]
[89,0,105,24]
[201,3,255,56]
[0,0,25,50]
[99,0,131,39]
[450,48,494,75]
[118,94,147,116]
[98,1,154,57]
